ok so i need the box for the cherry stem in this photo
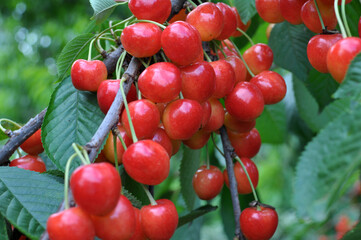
[227,39,255,77]
[112,127,128,151]
[0,118,22,137]
[142,184,157,206]
[72,143,89,165]
[187,0,198,8]
[341,0,351,37]
[16,149,22,158]
[179,91,184,99]
[334,0,347,38]
[109,20,120,44]
[160,51,169,62]
[139,58,149,68]
[213,41,228,58]
[120,78,138,143]
[134,81,142,100]
[131,19,166,29]
[203,50,212,62]
[64,153,78,210]
[313,0,326,30]
[236,28,255,45]
[98,37,116,42]
[211,133,225,158]
[235,157,259,202]
[88,38,97,61]
[112,134,120,171]
[116,50,127,79]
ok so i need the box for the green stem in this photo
[98,37,116,42]
[16,149,22,158]
[116,51,127,79]
[113,134,119,171]
[226,40,255,77]
[142,184,157,205]
[120,78,138,143]
[341,0,351,37]
[236,28,255,45]
[213,41,228,58]
[179,91,184,99]
[131,19,166,29]
[211,133,225,158]
[203,50,212,62]
[334,0,347,38]
[235,157,259,202]
[0,118,21,134]
[139,58,149,68]
[72,143,89,165]
[134,81,142,100]
[64,153,78,209]
[160,51,169,62]
[88,38,97,61]
[187,0,198,8]
[313,0,326,30]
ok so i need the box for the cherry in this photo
[224,158,259,194]
[9,155,46,173]
[171,139,182,156]
[225,56,247,84]
[280,0,307,25]
[121,23,162,58]
[228,128,262,159]
[71,59,107,92]
[181,61,216,103]
[162,99,203,140]
[70,162,121,216]
[103,124,133,164]
[186,2,224,41]
[327,37,361,83]
[301,0,337,33]
[224,112,256,133]
[210,60,236,99]
[161,21,203,66]
[240,206,278,240]
[47,207,95,240]
[225,82,264,122]
[200,100,212,128]
[335,215,354,240]
[130,207,147,240]
[183,129,211,150]
[307,34,343,73]
[121,99,160,140]
[138,62,182,103]
[202,98,225,133]
[140,199,178,240]
[231,7,251,37]
[192,165,224,200]
[218,40,241,59]
[122,140,170,185]
[215,3,237,40]
[128,0,171,23]
[243,43,273,76]
[255,0,285,23]
[20,128,44,155]
[149,127,173,157]
[266,24,275,39]
[91,195,136,240]
[250,71,287,105]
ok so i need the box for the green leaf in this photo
[122,188,142,209]
[0,214,10,240]
[256,103,286,144]
[234,0,257,24]
[172,215,203,240]
[180,147,201,211]
[0,167,64,239]
[294,104,361,222]
[42,77,104,172]
[345,0,361,37]
[178,205,217,228]
[269,22,314,81]
[56,34,94,82]
[342,221,361,240]
[89,0,118,24]
[121,171,149,206]
[0,120,21,141]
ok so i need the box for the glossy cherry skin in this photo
[161,21,203,66]
[128,0,171,23]
[103,124,133,164]
[130,207,147,240]
[181,61,216,102]
[250,71,287,105]
[47,207,95,240]
[280,0,307,24]
[228,128,262,158]
[140,199,179,240]
[70,162,121,216]
[224,112,256,133]
[201,100,212,128]
[224,158,259,194]
[20,128,43,155]
[327,37,361,83]
[149,127,173,157]
[91,195,136,240]
[210,60,236,99]
[162,99,203,140]
[243,43,273,76]
[240,206,278,240]
[215,3,237,40]
[71,59,107,91]
[203,98,225,133]
[192,165,224,200]
[225,82,264,122]
[10,155,46,173]
[121,99,160,140]
[231,7,251,37]
[186,2,224,41]
[301,0,337,33]
[183,128,211,150]
[123,140,170,185]
[138,62,182,103]
[121,23,162,58]
[307,34,343,73]
[256,0,285,23]
[226,56,247,84]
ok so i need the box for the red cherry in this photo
[223,158,259,194]
[243,43,273,76]
[301,0,336,33]
[210,60,236,99]
[202,98,225,133]
[162,99,203,140]
[128,0,171,23]
[47,207,95,240]
[231,7,251,37]
[130,207,147,240]
[121,23,162,58]
[91,195,136,240]
[201,100,212,128]
[71,59,107,91]
[307,34,343,73]
[181,62,216,102]
[225,82,264,122]
[123,140,170,185]
[121,99,160,140]
[224,112,256,133]
[171,139,182,156]
[138,62,182,103]
[161,21,203,66]
[240,206,278,240]
[70,162,121,216]
[20,128,44,155]
[225,56,247,84]
[140,199,178,240]
[256,0,285,23]
[103,124,133,164]
[183,128,211,150]
[327,37,361,83]
[10,155,46,173]
[228,128,262,158]
[192,165,224,200]
[215,3,237,40]
[280,0,307,24]
[150,127,173,157]
[186,2,224,41]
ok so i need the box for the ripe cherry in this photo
[192,165,224,200]
[47,207,95,240]
[243,43,273,76]
[130,207,147,240]
[121,23,162,58]
[280,0,307,24]
[103,124,133,164]
[202,98,225,133]
[215,3,237,40]
[140,199,179,240]
[20,128,43,155]
[224,112,256,134]
[240,205,278,240]
[70,162,121,216]
[10,155,46,173]
[149,127,173,157]
[210,60,236,99]
[128,0,171,23]
[200,100,212,128]
[122,140,170,185]
[225,56,247,84]
[301,0,336,33]
[183,128,211,150]
[255,0,285,23]
[231,7,251,37]
[228,128,262,159]
[71,59,107,92]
